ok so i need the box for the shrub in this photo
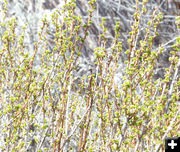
[0,0,179,151]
